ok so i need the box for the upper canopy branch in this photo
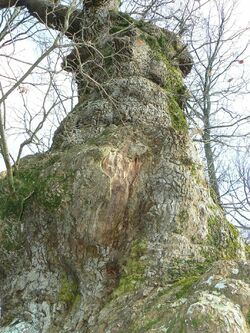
[0,0,84,37]
[0,0,120,37]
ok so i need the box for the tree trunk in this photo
[0,107,14,192]
[0,4,249,333]
[203,127,221,203]
[202,76,221,204]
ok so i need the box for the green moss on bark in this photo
[0,156,70,219]
[58,273,80,307]
[109,13,134,34]
[173,275,200,299]
[206,214,241,260]
[245,245,250,259]
[140,32,188,133]
[113,239,147,297]
[246,309,250,326]
[168,98,188,132]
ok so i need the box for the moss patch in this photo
[140,32,188,133]
[0,155,72,271]
[112,239,147,297]
[245,244,250,259]
[190,315,208,329]
[58,273,79,307]
[173,276,200,299]
[136,318,159,332]
[0,217,25,274]
[246,309,250,326]
[109,12,134,34]
[0,156,70,220]
[187,163,207,186]
[162,311,188,332]
[0,218,23,252]
[226,222,240,258]
[163,257,212,284]
[209,186,221,205]
[175,209,189,233]
[206,214,240,260]
[168,98,188,132]
[126,273,201,332]
[109,12,189,133]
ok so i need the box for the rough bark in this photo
[0,5,249,333]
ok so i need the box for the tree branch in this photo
[0,0,83,37]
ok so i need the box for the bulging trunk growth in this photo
[0,4,249,333]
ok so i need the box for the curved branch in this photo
[0,0,83,37]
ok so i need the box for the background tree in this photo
[221,148,250,239]
[0,1,78,188]
[183,0,250,230]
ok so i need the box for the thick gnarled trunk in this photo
[0,3,249,333]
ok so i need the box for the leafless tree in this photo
[220,147,250,237]
[183,0,250,211]
[0,0,78,189]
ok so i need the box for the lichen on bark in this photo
[0,4,249,333]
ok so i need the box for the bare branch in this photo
[0,0,83,36]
